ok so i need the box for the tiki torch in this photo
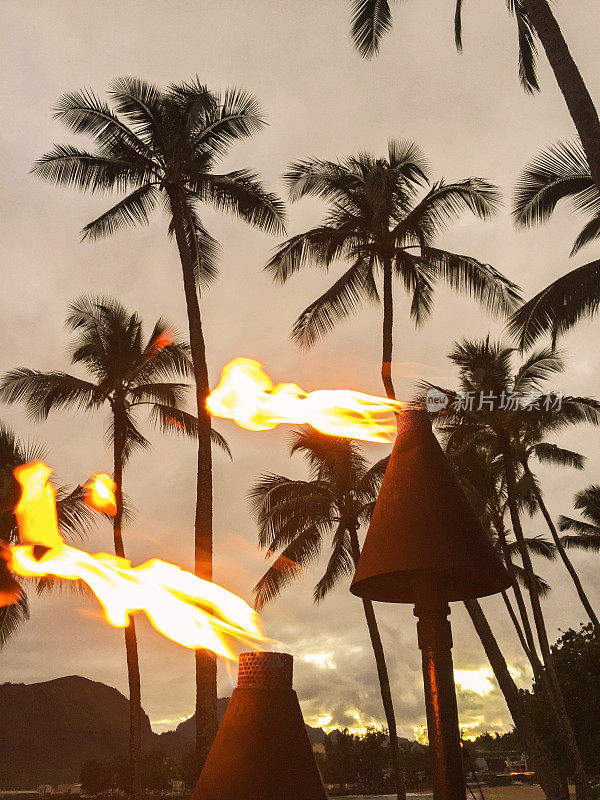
[350,408,511,800]
[192,651,327,800]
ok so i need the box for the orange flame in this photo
[8,463,267,659]
[206,358,406,443]
[84,473,117,515]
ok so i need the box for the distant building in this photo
[38,785,54,795]
[169,781,185,795]
[56,785,82,795]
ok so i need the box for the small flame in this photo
[85,473,117,515]
[7,463,267,659]
[207,358,406,443]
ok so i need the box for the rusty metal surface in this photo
[350,407,510,603]
[414,583,466,800]
[192,652,327,800]
[237,651,293,689]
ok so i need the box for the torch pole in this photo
[413,578,466,800]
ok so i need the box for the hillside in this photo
[0,676,324,789]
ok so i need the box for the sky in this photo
[2,0,600,742]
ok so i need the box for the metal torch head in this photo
[192,651,327,800]
[350,407,511,603]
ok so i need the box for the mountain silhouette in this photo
[0,676,324,789]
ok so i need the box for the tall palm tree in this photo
[0,425,98,647]
[509,140,600,348]
[32,78,285,768]
[421,338,599,800]
[0,297,202,800]
[511,422,600,632]
[249,427,406,800]
[267,141,518,400]
[560,485,600,552]
[347,1,600,192]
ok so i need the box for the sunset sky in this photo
[2,0,600,740]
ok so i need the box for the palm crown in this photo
[249,425,389,608]
[560,486,600,552]
[0,296,198,460]
[509,139,600,348]
[32,78,286,284]
[268,141,519,348]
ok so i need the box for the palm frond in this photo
[531,443,584,470]
[148,404,232,458]
[513,140,595,228]
[0,593,29,648]
[265,226,352,283]
[53,87,156,159]
[32,145,151,194]
[512,346,564,392]
[507,258,600,348]
[82,183,160,240]
[0,369,104,420]
[507,0,539,93]
[421,247,521,316]
[192,86,266,159]
[560,532,600,552]
[253,526,323,610]
[198,171,286,235]
[313,525,354,603]
[350,0,394,58]
[291,258,379,348]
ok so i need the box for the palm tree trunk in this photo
[381,257,397,401]
[464,598,568,800]
[500,440,594,800]
[493,518,541,661]
[166,187,217,775]
[501,590,532,661]
[525,465,600,632]
[113,411,143,800]
[522,0,600,193]
[349,528,405,800]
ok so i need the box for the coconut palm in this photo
[249,427,406,800]
[560,485,600,553]
[512,423,600,632]
[509,140,600,348]
[0,297,205,800]
[421,338,599,800]
[347,1,600,192]
[32,78,285,768]
[267,141,518,400]
[0,424,99,647]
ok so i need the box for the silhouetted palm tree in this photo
[0,425,98,646]
[560,485,600,553]
[32,79,285,768]
[267,141,518,399]
[347,1,600,192]
[421,338,599,800]
[249,427,406,800]
[0,297,200,800]
[510,140,600,348]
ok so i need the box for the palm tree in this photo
[421,337,599,800]
[249,426,406,800]
[560,485,600,553]
[32,78,285,768]
[509,140,600,348]
[0,297,203,800]
[347,1,600,192]
[267,141,518,400]
[0,424,99,647]
[511,422,600,632]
